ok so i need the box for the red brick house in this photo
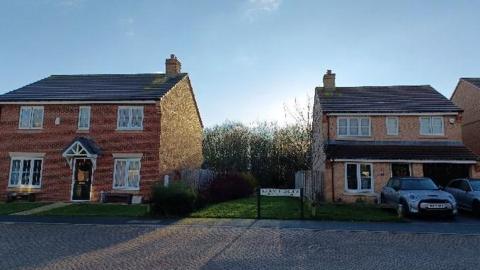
[451,78,480,156]
[312,70,480,203]
[0,55,203,202]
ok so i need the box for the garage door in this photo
[423,163,469,187]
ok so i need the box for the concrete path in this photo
[10,202,70,215]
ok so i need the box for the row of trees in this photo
[202,98,313,188]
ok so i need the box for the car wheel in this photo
[380,194,386,204]
[397,201,409,218]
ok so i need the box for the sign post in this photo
[256,188,261,219]
[300,188,304,219]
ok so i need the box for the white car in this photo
[381,177,457,218]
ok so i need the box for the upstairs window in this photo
[19,106,44,129]
[386,117,399,135]
[420,116,444,136]
[78,106,91,130]
[338,117,370,137]
[117,106,144,130]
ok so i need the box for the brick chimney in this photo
[165,54,181,76]
[323,69,335,90]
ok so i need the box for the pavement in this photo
[1,215,480,270]
[10,202,71,215]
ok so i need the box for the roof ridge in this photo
[50,73,188,77]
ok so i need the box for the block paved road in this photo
[1,219,480,270]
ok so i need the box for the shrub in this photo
[204,172,254,203]
[151,182,197,216]
[240,172,258,190]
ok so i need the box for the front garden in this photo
[0,202,49,215]
[0,173,398,222]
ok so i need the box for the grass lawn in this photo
[0,202,50,215]
[191,197,305,219]
[190,197,401,222]
[37,203,149,217]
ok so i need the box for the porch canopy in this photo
[325,140,479,163]
[62,137,102,168]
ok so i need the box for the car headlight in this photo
[409,194,419,201]
[447,195,456,203]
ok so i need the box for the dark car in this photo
[381,177,457,217]
[444,178,480,213]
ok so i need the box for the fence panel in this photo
[180,169,215,192]
[295,170,323,202]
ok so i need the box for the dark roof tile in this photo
[325,140,478,161]
[317,85,461,113]
[0,73,187,102]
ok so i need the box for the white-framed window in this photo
[78,106,91,130]
[420,116,444,136]
[9,157,43,188]
[117,106,144,130]
[345,163,373,192]
[386,117,399,136]
[113,158,141,190]
[19,106,44,129]
[337,117,371,137]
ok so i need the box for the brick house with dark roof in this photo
[451,78,480,156]
[313,70,480,203]
[0,54,203,202]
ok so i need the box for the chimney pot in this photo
[323,69,336,90]
[165,54,181,76]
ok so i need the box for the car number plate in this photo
[427,203,446,209]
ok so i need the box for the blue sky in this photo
[1,0,479,126]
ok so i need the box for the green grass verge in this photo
[37,203,149,217]
[191,197,307,219]
[0,202,50,215]
[190,197,400,222]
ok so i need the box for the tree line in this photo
[202,98,312,188]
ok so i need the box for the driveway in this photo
[1,216,480,270]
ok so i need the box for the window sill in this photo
[336,137,373,141]
[112,188,140,192]
[343,191,377,197]
[419,135,446,139]
[8,186,42,190]
[76,129,90,133]
[115,129,143,132]
[17,129,43,134]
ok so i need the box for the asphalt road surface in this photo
[1,217,480,270]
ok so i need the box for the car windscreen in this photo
[469,179,480,191]
[400,178,438,190]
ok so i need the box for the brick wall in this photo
[322,115,462,142]
[451,80,480,155]
[158,76,203,177]
[0,103,161,201]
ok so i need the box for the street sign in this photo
[257,188,304,219]
[260,188,301,197]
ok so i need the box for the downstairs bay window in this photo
[9,157,43,188]
[345,163,373,193]
[113,158,141,190]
